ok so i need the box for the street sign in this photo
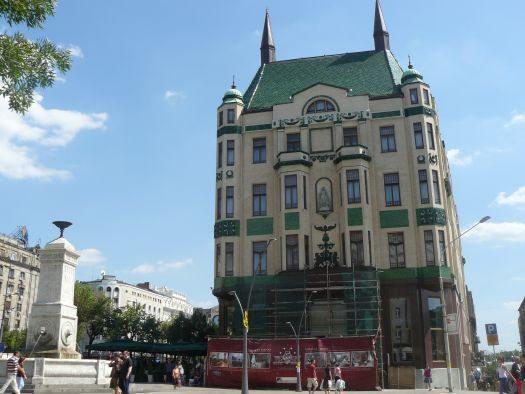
[485,323,499,346]
[446,313,458,334]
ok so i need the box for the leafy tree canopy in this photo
[0,0,71,113]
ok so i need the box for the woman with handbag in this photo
[109,354,122,394]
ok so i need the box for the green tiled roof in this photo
[243,50,403,111]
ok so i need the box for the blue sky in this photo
[1,1,524,351]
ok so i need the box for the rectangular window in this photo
[410,88,419,105]
[304,235,310,268]
[252,241,267,275]
[252,184,267,216]
[438,230,447,265]
[424,230,435,266]
[227,140,235,166]
[390,298,413,363]
[350,231,364,266]
[388,232,405,268]
[428,297,445,360]
[225,243,234,276]
[216,188,222,220]
[414,122,424,149]
[19,272,25,280]
[227,109,235,124]
[252,138,266,164]
[418,170,430,204]
[380,126,396,153]
[219,111,224,127]
[346,169,361,204]
[432,170,441,204]
[8,269,14,279]
[364,170,369,204]
[215,244,221,277]
[285,175,298,209]
[384,173,401,206]
[226,186,234,218]
[343,127,358,146]
[303,176,307,209]
[427,122,435,150]
[218,142,223,168]
[286,235,299,270]
[286,133,301,152]
[423,89,430,106]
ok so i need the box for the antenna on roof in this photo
[52,221,72,237]
[408,55,413,69]
[232,75,236,89]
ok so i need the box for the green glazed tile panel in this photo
[214,220,240,238]
[247,217,274,236]
[372,110,401,119]
[347,207,363,226]
[416,208,446,226]
[244,50,403,110]
[244,123,273,132]
[379,209,409,228]
[273,160,313,170]
[334,154,372,164]
[217,125,243,138]
[404,106,436,117]
[285,212,300,230]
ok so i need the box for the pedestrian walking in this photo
[16,356,27,392]
[497,357,515,394]
[172,364,180,390]
[177,361,184,387]
[109,354,122,394]
[118,350,133,394]
[424,365,432,391]
[510,356,522,394]
[0,351,20,394]
[306,359,318,394]
[321,363,332,394]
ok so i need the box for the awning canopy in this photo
[86,339,207,356]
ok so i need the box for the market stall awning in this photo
[86,339,207,356]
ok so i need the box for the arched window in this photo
[306,99,336,114]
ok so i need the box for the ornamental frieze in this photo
[273,110,370,129]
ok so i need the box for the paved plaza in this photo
[129,385,476,394]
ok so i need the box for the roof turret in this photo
[401,61,424,84]
[222,82,244,105]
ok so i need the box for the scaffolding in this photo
[228,266,384,386]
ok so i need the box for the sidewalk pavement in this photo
[130,384,478,394]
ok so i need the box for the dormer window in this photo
[306,99,335,114]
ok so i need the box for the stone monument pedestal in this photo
[25,229,81,359]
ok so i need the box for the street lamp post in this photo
[286,290,318,392]
[228,237,276,394]
[440,216,490,393]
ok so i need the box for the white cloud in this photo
[65,44,84,58]
[0,93,108,180]
[447,148,473,166]
[164,90,186,101]
[504,113,525,128]
[132,264,155,274]
[495,186,525,207]
[78,248,106,265]
[503,301,521,310]
[132,259,193,274]
[463,222,525,243]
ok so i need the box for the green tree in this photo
[140,315,162,343]
[0,0,72,113]
[3,329,26,352]
[165,310,217,343]
[74,282,112,345]
[106,304,146,340]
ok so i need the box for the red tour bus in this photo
[206,336,378,390]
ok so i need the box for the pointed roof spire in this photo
[373,0,390,51]
[260,9,276,66]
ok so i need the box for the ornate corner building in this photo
[212,1,474,388]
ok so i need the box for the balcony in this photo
[334,145,371,164]
[274,150,312,169]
